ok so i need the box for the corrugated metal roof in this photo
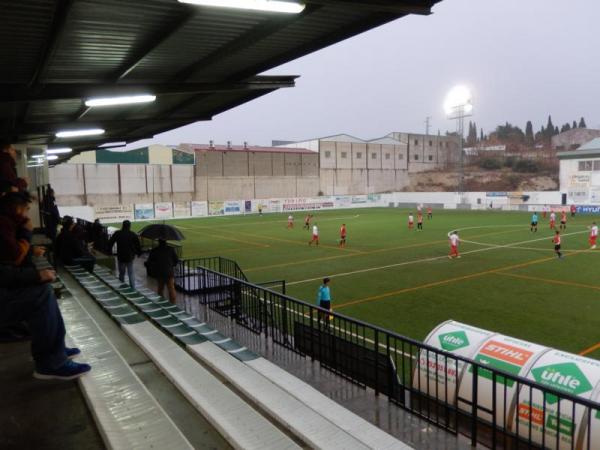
[367,136,403,145]
[577,138,600,151]
[0,0,441,164]
[182,143,314,154]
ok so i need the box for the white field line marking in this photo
[256,293,417,360]
[176,214,360,230]
[287,228,590,286]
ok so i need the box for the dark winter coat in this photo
[146,244,179,279]
[108,230,142,263]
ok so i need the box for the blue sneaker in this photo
[66,347,81,359]
[34,360,92,380]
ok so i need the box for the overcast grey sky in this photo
[127,0,600,149]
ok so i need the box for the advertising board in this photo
[209,201,224,216]
[458,335,549,424]
[95,204,133,223]
[223,200,243,215]
[173,202,191,218]
[154,202,173,219]
[134,203,154,220]
[514,350,600,449]
[416,320,496,403]
[191,201,208,217]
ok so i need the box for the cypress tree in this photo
[525,121,534,146]
[579,117,587,128]
[573,120,577,129]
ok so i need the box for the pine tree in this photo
[579,117,587,128]
[546,115,554,137]
[525,121,534,146]
[480,128,484,142]
[554,126,559,135]
[573,120,578,129]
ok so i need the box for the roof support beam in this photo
[114,10,195,81]
[28,0,75,86]
[171,4,322,82]
[227,12,397,82]
[304,0,435,15]
[6,117,212,135]
[1,76,297,103]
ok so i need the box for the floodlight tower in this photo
[444,86,473,197]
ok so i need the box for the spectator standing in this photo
[43,187,60,241]
[55,216,95,271]
[108,220,141,288]
[146,239,179,304]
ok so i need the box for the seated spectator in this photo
[0,194,91,380]
[0,142,27,191]
[0,192,33,267]
[55,216,96,271]
[146,239,179,304]
[108,220,141,288]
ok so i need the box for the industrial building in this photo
[50,130,460,206]
[277,131,460,194]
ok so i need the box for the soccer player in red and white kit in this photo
[287,214,294,229]
[549,211,556,230]
[560,210,567,231]
[552,230,563,259]
[589,222,598,249]
[417,211,423,230]
[408,213,414,230]
[448,231,460,259]
[339,223,347,248]
[308,223,319,246]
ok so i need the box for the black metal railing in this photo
[190,266,600,449]
[174,256,247,293]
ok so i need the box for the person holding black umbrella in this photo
[146,239,179,304]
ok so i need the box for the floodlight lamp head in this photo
[444,85,473,118]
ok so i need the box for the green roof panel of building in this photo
[173,149,195,165]
[96,148,149,164]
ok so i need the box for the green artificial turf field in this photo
[128,207,600,359]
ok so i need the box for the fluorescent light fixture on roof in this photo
[27,163,43,168]
[32,154,45,159]
[99,141,126,148]
[56,128,105,138]
[85,94,156,107]
[46,155,58,161]
[177,0,305,14]
[46,147,72,155]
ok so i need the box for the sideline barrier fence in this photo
[189,265,600,449]
[174,256,247,294]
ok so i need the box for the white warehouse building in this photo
[558,138,600,204]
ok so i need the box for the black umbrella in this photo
[138,223,185,241]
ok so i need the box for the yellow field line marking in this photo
[495,271,600,292]
[335,248,588,310]
[580,342,600,356]
[245,226,526,272]
[335,255,557,310]
[286,229,588,286]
